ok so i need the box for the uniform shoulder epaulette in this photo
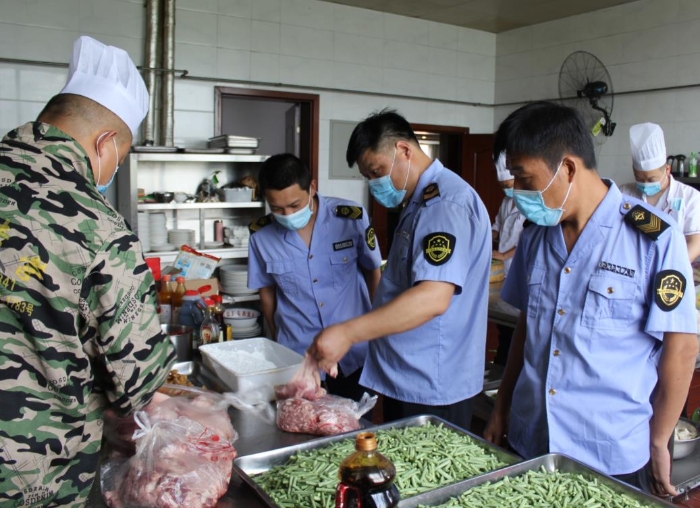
[422,183,440,203]
[248,214,272,234]
[623,203,670,241]
[335,205,363,220]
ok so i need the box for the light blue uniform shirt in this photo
[247,194,382,374]
[360,159,491,405]
[503,181,697,475]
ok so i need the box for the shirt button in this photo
[623,203,631,210]
[557,308,566,315]
[308,254,313,259]
[607,287,614,294]
[319,302,324,308]
[564,267,571,274]
[549,388,557,395]
[553,350,560,356]
[342,257,347,262]
[313,278,318,283]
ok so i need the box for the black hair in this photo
[258,153,312,194]
[493,101,597,172]
[346,108,419,167]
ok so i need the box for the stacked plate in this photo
[231,322,262,339]
[137,212,151,252]
[224,309,263,339]
[149,213,168,249]
[168,229,195,248]
[219,265,257,296]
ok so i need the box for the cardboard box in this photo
[183,278,219,297]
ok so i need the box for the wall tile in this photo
[383,12,429,45]
[0,23,78,62]
[280,24,334,60]
[382,68,429,98]
[17,68,67,102]
[616,90,677,125]
[217,0,251,19]
[333,3,384,38]
[621,25,678,63]
[679,0,700,20]
[279,55,335,88]
[458,78,495,104]
[177,10,218,47]
[496,52,533,82]
[178,0,217,14]
[250,52,279,83]
[0,0,81,31]
[333,61,383,94]
[610,57,676,92]
[0,66,18,100]
[459,28,497,57]
[494,77,532,104]
[251,20,280,54]
[674,88,700,122]
[425,75,458,102]
[174,81,215,112]
[383,40,430,72]
[78,0,144,39]
[19,100,45,124]
[252,0,281,22]
[0,100,20,134]
[428,21,459,51]
[458,52,496,80]
[428,47,458,77]
[281,0,335,30]
[216,48,251,81]
[529,73,559,102]
[217,15,251,50]
[676,19,700,56]
[495,26,532,57]
[334,33,384,68]
[175,43,217,77]
[173,110,215,147]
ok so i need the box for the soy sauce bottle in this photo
[335,432,400,508]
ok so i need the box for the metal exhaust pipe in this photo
[161,0,175,147]
[142,0,160,145]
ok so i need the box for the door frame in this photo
[214,87,320,182]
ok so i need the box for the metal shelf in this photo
[138,202,264,211]
[144,247,249,264]
[132,153,268,163]
[221,293,260,304]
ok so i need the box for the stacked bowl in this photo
[219,265,257,296]
[223,308,262,339]
[137,212,151,252]
[168,229,195,248]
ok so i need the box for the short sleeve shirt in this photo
[503,180,697,475]
[247,194,382,374]
[360,159,492,405]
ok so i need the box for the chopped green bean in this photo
[252,423,510,508]
[419,468,655,508]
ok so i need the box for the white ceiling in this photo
[320,0,640,33]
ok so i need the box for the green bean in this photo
[419,468,654,508]
[252,422,510,508]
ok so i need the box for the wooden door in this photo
[463,134,500,222]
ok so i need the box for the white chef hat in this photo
[495,151,513,181]
[60,36,148,138]
[629,123,667,171]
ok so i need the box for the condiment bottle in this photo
[200,298,220,345]
[211,295,226,341]
[170,276,187,325]
[690,152,698,178]
[336,432,400,508]
[158,274,173,325]
[179,290,206,350]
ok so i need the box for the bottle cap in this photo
[204,298,215,306]
[176,276,186,283]
[355,432,377,451]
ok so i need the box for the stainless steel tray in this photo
[170,359,230,393]
[400,453,674,508]
[234,415,520,508]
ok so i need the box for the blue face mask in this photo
[512,161,571,226]
[503,187,514,198]
[368,148,410,209]
[96,134,119,194]
[636,173,666,197]
[273,195,313,230]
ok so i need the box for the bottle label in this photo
[201,326,213,345]
[159,304,172,325]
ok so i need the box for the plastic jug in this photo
[178,290,206,349]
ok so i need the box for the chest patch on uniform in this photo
[422,183,440,203]
[624,204,669,241]
[335,206,363,220]
[333,239,354,251]
[423,232,455,266]
[598,261,636,278]
[365,226,376,250]
[249,214,272,234]
[654,269,686,311]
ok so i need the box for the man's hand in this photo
[483,408,508,447]
[309,323,353,375]
[492,250,504,261]
[650,444,678,497]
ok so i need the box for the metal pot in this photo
[161,324,193,362]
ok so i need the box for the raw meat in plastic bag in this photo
[101,391,237,508]
[274,353,328,400]
[276,392,377,436]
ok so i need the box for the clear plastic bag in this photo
[276,392,377,436]
[101,390,237,508]
[274,353,328,400]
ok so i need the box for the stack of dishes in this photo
[207,135,260,155]
[219,265,257,296]
[168,229,195,248]
[223,308,262,339]
[137,212,151,252]
[149,213,173,251]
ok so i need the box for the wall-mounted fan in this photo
[559,51,616,146]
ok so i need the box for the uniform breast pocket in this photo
[581,275,637,330]
[526,265,546,319]
[330,251,358,289]
[267,260,299,295]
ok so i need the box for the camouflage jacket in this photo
[0,122,175,507]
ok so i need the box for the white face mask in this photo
[95,132,119,194]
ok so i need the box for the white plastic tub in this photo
[218,187,253,202]
[199,338,303,399]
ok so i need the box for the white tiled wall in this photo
[0,0,496,207]
[494,0,700,186]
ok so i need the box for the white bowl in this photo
[223,308,260,329]
[674,418,700,460]
[174,192,188,203]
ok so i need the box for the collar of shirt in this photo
[406,158,444,209]
[5,122,94,185]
